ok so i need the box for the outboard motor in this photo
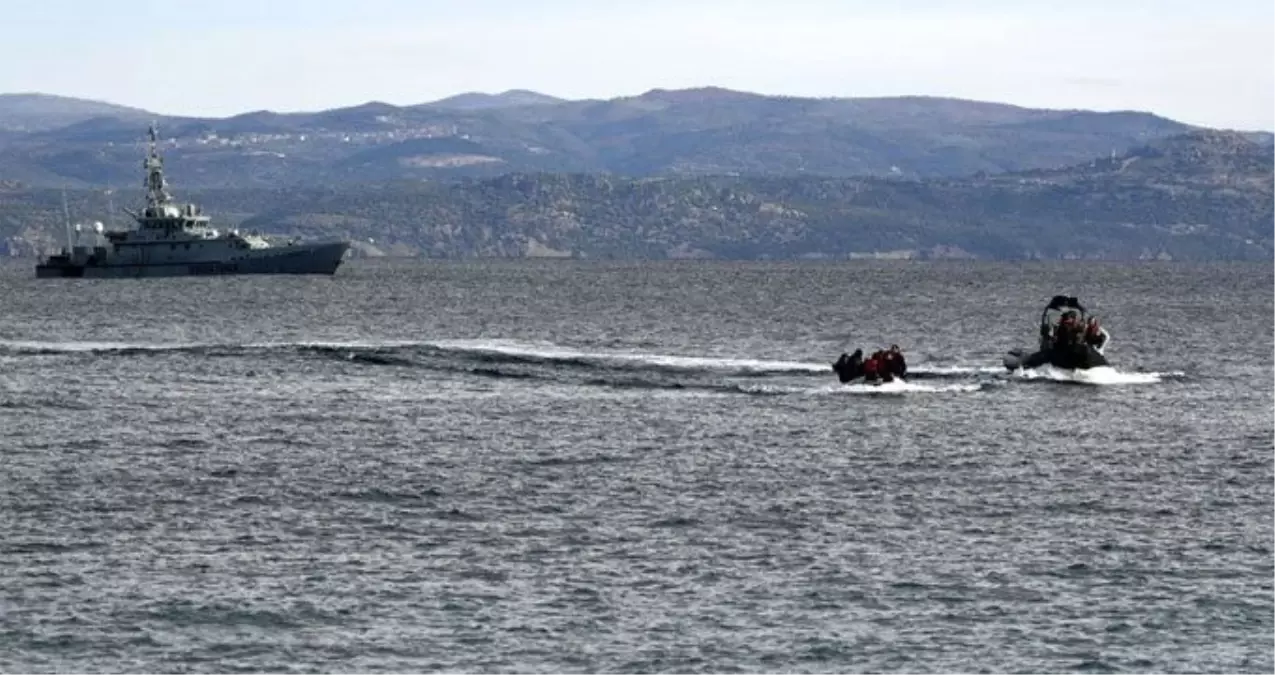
[1004,346,1051,371]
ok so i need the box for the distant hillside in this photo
[424,90,568,110]
[0,93,155,132]
[0,87,1238,188]
[1241,131,1275,146]
[3,131,1269,261]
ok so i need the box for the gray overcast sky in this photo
[1,0,1271,129]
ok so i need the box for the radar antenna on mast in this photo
[144,121,171,209]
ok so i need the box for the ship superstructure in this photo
[37,124,349,278]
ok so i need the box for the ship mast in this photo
[144,122,171,209]
[60,186,73,252]
[105,184,115,229]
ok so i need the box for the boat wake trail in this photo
[0,338,997,397]
[2,338,1182,394]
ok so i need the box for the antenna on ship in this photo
[60,186,73,253]
[105,183,116,230]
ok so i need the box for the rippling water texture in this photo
[1,259,1271,673]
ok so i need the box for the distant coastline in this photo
[0,88,1270,262]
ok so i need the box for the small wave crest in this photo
[905,364,1005,379]
[820,379,988,395]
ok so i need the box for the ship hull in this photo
[36,241,350,279]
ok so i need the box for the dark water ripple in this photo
[0,259,1270,673]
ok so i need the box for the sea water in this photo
[1,259,1270,673]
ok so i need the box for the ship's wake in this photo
[1008,364,1183,386]
[0,338,1180,396]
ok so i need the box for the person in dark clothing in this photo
[1055,311,1081,346]
[832,349,864,383]
[884,344,907,379]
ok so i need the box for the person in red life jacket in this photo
[1083,316,1109,351]
[865,349,896,383]
[862,352,881,382]
[877,348,896,382]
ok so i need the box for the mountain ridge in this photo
[2,129,1268,262]
[423,90,569,110]
[5,86,1270,191]
[0,93,156,132]
[1,87,1268,261]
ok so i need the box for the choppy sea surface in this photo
[0,258,1271,674]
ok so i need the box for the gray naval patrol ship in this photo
[36,124,350,278]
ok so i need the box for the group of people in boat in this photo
[1000,305,1112,372]
[834,296,1115,384]
[832,344,908,384]
[1046,310,1109,352]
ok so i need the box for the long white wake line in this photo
[0,337,831,374]
[428,338,831,373]
[429,339,1029,376]
[0,339,203,353]
[0,337,1184,385]
[423,340,1186,385]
